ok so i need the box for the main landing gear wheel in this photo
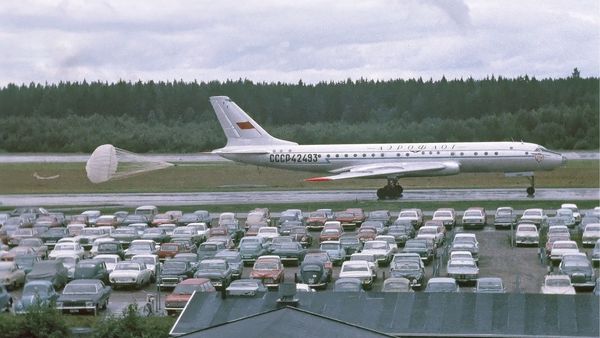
[526,176,535,197]
[377,179,403,200]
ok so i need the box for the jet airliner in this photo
[210,96,566,199]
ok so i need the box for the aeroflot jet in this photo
[209,96,566,199]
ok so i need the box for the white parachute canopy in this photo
[86,144,173,183]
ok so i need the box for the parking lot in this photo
[3,208,599,317]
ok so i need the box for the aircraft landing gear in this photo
[377,178,403,200]
[526,176,535,197]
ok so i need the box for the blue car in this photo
[13,280,59,314]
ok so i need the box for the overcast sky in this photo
[0,0,598,86]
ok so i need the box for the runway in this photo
[0,188,597,207]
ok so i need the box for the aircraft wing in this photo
[305,162,454,181]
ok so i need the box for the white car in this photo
[90,238,118,257]
[555,208,576,228]
[75,227,109,250]
[449,251,473,261]
[561,203,581,224]
[361,240,394,266]
[186,222,209,240]
[349,253,377,278]
[338,260,374,290]
[49,242,85,260]
[550,240,579,262]
[256,227,280,241]
[432,208,456,229]
[462,207,487,229]
[446,258,479,283]
[515,223,539,246]
[53,254,80,280]
[130,254,160,279]
[520,208,547,228]
[109,261,152,289]
[124,240,157,259]
[94,254,122,273]
[582,223,600,246]
[375,235,398,253]
[416,225,445,247]
[541,275,575,295]
[396,209,423,228]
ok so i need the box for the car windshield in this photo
[563,257,590,267]
[309,212,326,218]
[254,261,279,270]
[364,242,388,250]
[449,261,476,269]
[240,243,259,250]
[115,263,140,271]
[54,244,75,251]
[342,264,368,272]
[63,284,97,294]
[399,211,417,218]
[173,284,205,295]
[523,210,541,217]
[320,243,340,250]
[99,243,119,251]
[427,282,455,291]
[198,261,226,271]
[162,244,178,251]
[340,238,359,245]
[20,238,40,246]
[385,281,409,290]
[23,284,50,296]
[518,226,537,232]
[395,262,420,270]
[259,228,276,234]
[81,229,102,235]
[200,244,217,251]
[546,278,571,287]
[230,281,259,289]
[464,211,481,217]
[129,244,152,250]
[405,242,425,249]
[586,225,600,231]
[496,209,512,216]
[553,242,577,249]
[419,228,437,235]
[114,228,136,235]
[434,211,452,218]
[302,264,321,272]
[15,256,36,265]
[275,243,299,250]
[163,261,186,270]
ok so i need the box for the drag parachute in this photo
[86,144,173,183]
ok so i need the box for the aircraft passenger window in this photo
[362,154,366,157]
[353,154,357,157]
[451,152,455,156]
[380,153,384,157]
[326,155,330,158]
[421,151,425,155]
[405,153,410,157]
[396,153,400,157]
[344,154,348,158]
[484,152,488,155]
[429,151,433,155]
[371,154,375,157]
[437,151,440,155]
[525,152,528,155]
[335,154,339,158]
[460,152,464,156]
[474,152,478,156]
[494,152,498,155]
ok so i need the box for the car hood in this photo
[250,270,279,278]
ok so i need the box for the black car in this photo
[339,235,362,255]
[111,227,140,248]
[159,260,196,288]
[26,260,69,289]
[390,260,425,288]
[73,260,110,284]
[289,226,312,248]
[402,239,434,265]
[96,242,125,260]
[296,262,328,289]
[559,253,595,288]
[56,279,111,315]
[141,228,171,244]
[39,227,69,248]
[366,210,391,227]
[269,241,306,266]
[279,221,302,237]
[193,259,233,290]
[387,224,413,246]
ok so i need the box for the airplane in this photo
[209,96,567,199]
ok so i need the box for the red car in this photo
[357,227,377,243]
[335,211,358,231]
[249,256,284,288]
[158,242,192,261]
[306,211,329,231]
[319,228,343,243]
[346,208,366,225]
[164,278,215,316]
[208,227,229,238]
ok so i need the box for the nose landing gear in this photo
[377,178,403,200]
[526,176,535,197]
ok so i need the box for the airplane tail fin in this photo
[209,96,297,147]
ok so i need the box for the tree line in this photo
[0,72,597,152]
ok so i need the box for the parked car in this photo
[151,213,178,227]
[124,239,157,259]
[238,238,268,265]
[56,279,111,315]
[559,253,595,288]
[403,239,434,264]
[396,208,423,229]
[26,260,69,289]
[296,261,329,289]
[111,227,140,248]
[425,277,459,293]
[520,208,547,228]
[93,254,121,274]
[361,240,394,266]
[76,227,109,250]
[303,251,333,282]
[249,255,284,288]
[540,274,575,295]
[141,227,171,244]
[54,254,80,280]
[555,208,577,228]
[131,254,160,280]
[214,250,243,280]
[333,278,363,292]
[226,279,267,296]
[390,260,424,288]
[73,260,110,284]
[416,224,445,247]
[13,280,58,313]
[95,215,119,227]
[366,210,391,227]
[96,242,125,260]
[159,260,196,288]
[387,225,412,246]
[494,207,517,229]
[475,277,505,293]
[319,228,343,243]
[134,205,158,222]
[14,255,41,275]
[356,227,377,243]
[49,242,85,260]
[381,277,412,292]
[268,241,306,266]
[592,239,600,266]
[38,227,68,249]
[549,240,579,263]
[338,260,374,290]
[462,207,487,230]
[319,241,347,265]
[109,262,152,289]
[17,238,48,259]
[197,241,226,261]
[515,223,540,246]
[432,208,456,230]
[165,278,215,315]
[193,259,233,290]
[334,211,359,231]
[0,285,12,312]
[0,261,26,290]
[305,211,329,231]
[446,258,479,283]
[289,226,312,248]
[339,235,362,256]
[582,223,600,247]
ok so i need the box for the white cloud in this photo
[0,0,597,85]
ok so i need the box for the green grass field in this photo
[0,160,598,194]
